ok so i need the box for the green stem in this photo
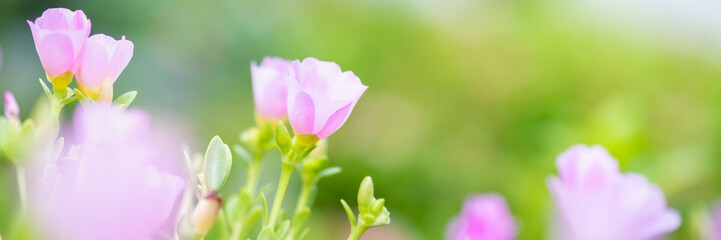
[15,164,27,211]
[244,154,263,195]
[286,181,314,240]
[218,209,230,239]
[347,224,369,240]
[294,181,314,216]
[267,162,295,227]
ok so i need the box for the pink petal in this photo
[315,103,352,139]
[288,91,315,135]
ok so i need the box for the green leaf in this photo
[340,199,356,227]
[290,207,310,234]
[261,193,269,225]
[232,144,252,167]
[318,166,342,179]
[275,121,292,155]
[275,220,291,239]
[73,88,89,102]
[114,91,137,109]
[203,136,232,190]
[38,78,51,99]
[257,226,277,240]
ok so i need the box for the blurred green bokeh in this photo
[1,0,720,239]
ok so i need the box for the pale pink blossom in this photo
[34,104,185,240]
[287,57,367,139]
[251,57,291,121]
[446,193,517,240]
[548,144,680,240]
[27,8,91,78]
[76,34,134,96]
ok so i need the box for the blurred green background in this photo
[1,0,721,239]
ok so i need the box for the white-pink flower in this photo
[251,57,290,121]
[287,57,367,139]
[33,104,185,240]
[27,8,91,78]
[76,34,134,97]
[548,144,680,240]
[446,193,518,240]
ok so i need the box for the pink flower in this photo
[251,57,291,121]
[27,8,91,78]
[3,91,18,119]
[33,104,185,240]
[548,144,680,240]
[287,57,367,139]
[76,34,134,98]
[446,193,517,240]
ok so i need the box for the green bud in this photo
[361,213,376,225]
[203,136,232,190]
[275,121,292,155]
[357,176,374,210]
[371,198,385,215]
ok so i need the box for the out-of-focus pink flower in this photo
[251,57,290,121]
[76,34,134,98]
[33,104,185,240]
[3,91,18,119]
[287,57,367,139]
[27,8,91,79]
[446,194,517,240]
[548,144,680,240]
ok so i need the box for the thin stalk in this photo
[15,164,27,211]
[294,181,313,216]
[347,224,369,240]
[244,154,263,195]
[286,181,314,240]
[267,162,294,227]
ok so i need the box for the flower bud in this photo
[251,57,290,121]
[76,34,133,99]
[191,191,223,235]
[371,198,385,215]
[3,91,19,120]
[27,8,91,83]
[357,176,374,209]
[275,121,291,155]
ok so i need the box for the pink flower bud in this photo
[76,34,134,98]
[27,8,91,79]
[287,57,367,139]
[191,191,223,235]
[548,144,680,240]
[3,91,18,119]
[251,57,290,121]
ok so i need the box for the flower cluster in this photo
[1,7,383,240]
[28,8,133,100]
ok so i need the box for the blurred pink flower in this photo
[27,8,91,78]
[3,91,18,119]
[76,34,134,97]
[548,144,680,240]
[287,57,367,139]
[251,57,291,121]
[446,193,517,240]
[33,104,185,240]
